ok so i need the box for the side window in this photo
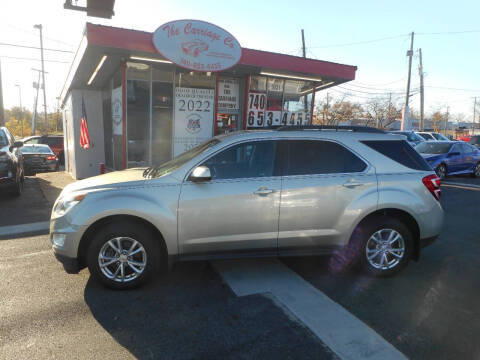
[202,141,277,180]
[451,144,461,154]
[460,143,471,153]
[285,140,367,176]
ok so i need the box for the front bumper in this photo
[420,235,438,249]
[54,252,80,273]
[50,216,86,272]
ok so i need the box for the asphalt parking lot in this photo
[0,175,479,359]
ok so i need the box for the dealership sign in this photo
[153,19,242,72]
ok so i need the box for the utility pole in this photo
[474,97,478,135]
[445,106,449,136]
[324,92,330,124]
[0,60,4,126]
[15,84,23,137]
[401,32,414,130]
[34,24,47,135]
[301,29,306,58]
[418,48,424,131]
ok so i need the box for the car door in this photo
[460,143,475,171]
[446,143,465,173]
[178,140,281,256]
[278,139,376,254]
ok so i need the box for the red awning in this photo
[85,23,356,80]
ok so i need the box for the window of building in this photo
[215,77,242,135]
[202,140,277,180]
[284,140,367,175]
[246,76,314,129]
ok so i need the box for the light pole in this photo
[34,24,47,134]
[14,84,24,137]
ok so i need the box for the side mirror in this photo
[189,166,211,182]
[10,141,23,152]
[448,151,460,157]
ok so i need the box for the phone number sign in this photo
[247,92,310,128]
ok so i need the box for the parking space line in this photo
[442,182,480,191]
[0,221,50,237]
[212,258,406,360]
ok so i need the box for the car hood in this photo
[62,167,149,194]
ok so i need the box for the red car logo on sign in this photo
[181,41,209,57]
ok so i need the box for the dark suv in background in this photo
[0,127,24,196]
[22,135,64,164]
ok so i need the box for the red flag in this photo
[80,97,90,149]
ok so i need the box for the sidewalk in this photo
[0,171,75,229]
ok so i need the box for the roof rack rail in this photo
[276,125,385,133]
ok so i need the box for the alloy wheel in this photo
[475,163,480,177]
[365,229,405,270]
[436,165,446,179]
[98,237,147,283]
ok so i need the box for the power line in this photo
[417,30,480,36]
[337,85,407,95]
[307,34,409,49]
[0,42,74,53]
[425,85,480,92]
[0,55,70,64]
[4,23,76,47]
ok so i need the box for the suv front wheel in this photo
[86,222,162,289]
[358,217,413,277]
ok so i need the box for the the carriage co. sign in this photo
[152,19,242,72]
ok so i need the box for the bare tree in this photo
[362,97,401,129]
[314,97,363,125]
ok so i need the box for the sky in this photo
[1,0,479,122]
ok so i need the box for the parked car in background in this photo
[428,132,450,141]
[0,127,24,196]
[20,144,59,175]
[415,141,480,179]
[22,135,64,164]
[458,135,471,142]
[51,126,443,289]
[388,130,425,147]
[416,132,437,141]
[468,135,480,149]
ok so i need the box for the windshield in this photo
[147,139,221,178]
[415,142,453,154]
[21,145,53,154]
[0,130,8,147]
[396,131,424,142]
[432,133,449,141]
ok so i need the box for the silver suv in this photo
[51,126,443,289]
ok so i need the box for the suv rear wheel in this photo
[358,217,413,277]
[86,222,162,289]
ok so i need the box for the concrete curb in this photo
[0,221,50,238]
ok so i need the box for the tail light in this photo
[422,174,441,201]
[47,155,57,161]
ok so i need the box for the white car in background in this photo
[416,132,449,141]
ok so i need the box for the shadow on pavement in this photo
[0,177,51,226]
[84,261,337,360]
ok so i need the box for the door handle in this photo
[254,187,275,196]
[342,182,363,188]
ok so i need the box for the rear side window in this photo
[470,136,480,145]
[0,130,7,147]
[284,140,367,176]
[362,140,431,171]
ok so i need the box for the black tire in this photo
[353,217,413,277]
[12,173,24,197]
[435,164,447,179]
[472,162,480,178]
[86,221,163,290]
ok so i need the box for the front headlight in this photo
[52,193,86,219]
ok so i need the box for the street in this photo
[1,180,479,359]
